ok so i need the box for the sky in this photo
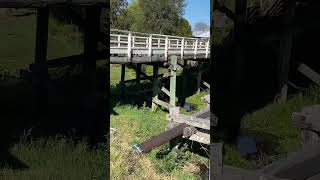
[127,0,210,30]
[183,0,210,30]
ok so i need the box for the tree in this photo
[174,18,192,37]
[139,0,187,34]
[110,0,128,29]
[124,0,190,36]
[194,22,209,32]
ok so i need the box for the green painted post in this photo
[152,65,159,111]
[169,56,177,107]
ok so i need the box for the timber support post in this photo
[32,7,49,117]
[197,62,203,94]
[120,64,126,95]
[151,64,159,111]
[275,0,295,103]
[83,7,101,143]
[136,63,141,87]
[181,59,188,105]
[169,56,177,107]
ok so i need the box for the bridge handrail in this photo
[110,29,210,60]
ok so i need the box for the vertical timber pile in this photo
[136,63,141,87]
[151,64,159,111]
[32,7,49,121]
[120,64,125,95]
[276,1,295,103]
[83,7,101,144]
[168,55,178,149]
[169,56,177,107]
[197,62,203,94]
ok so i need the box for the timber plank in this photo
[298,63,320,86]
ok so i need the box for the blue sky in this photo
[127,0,210,30]
[183,0,210,30]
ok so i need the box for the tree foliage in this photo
[112,0,192,37]
[194,22,209,32]
[110,0,128,29]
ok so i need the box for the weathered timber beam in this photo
[203,81,210,89]
[298,63,320,86]
[161,87,178,102]
[152,99,170,110]
[30,50,107,69]
[188,131,210,145]
[174,114,210,130]
[0,0,106,8]
[133,123,189,153]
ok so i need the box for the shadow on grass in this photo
[110,67,210,114]
[0,65,108,170]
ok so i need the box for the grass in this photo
[0,136,106,180]
[110,105,208,179]
[223,86,320,169]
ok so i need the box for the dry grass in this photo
[110,110,176,180]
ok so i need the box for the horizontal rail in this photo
[110,29,210,62]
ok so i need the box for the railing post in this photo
[132,36,135,48]
[128,32,132,62]
[180,38,184,60]
[148,35,152,58]
[205,39,209,58]
[194,39,198,59]
[146,38,148,48]
[118,35,120,47]
[165,36,168,60]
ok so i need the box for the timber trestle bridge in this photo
[110,29,210,63]
[110,30,211,148]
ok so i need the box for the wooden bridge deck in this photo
[110,29,210,63]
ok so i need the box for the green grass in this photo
[110,105,206,179]
[0,137,106,180]
[0,12,82,72]
[223,86,320,169]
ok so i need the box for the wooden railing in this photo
[110,29,210,62]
